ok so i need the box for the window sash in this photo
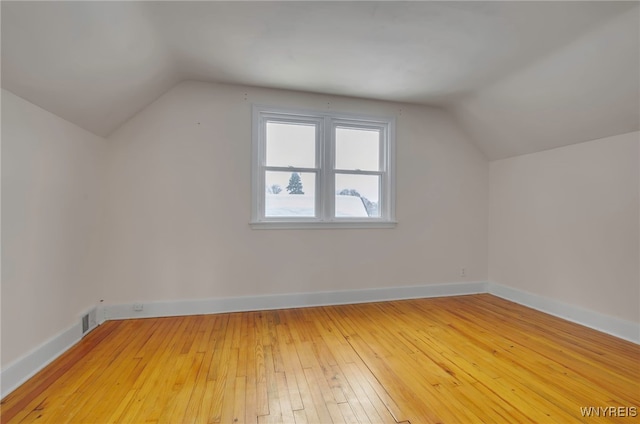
[333,121,386,173]
[252,105,395,227]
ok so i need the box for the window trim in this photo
[251,105,396,229]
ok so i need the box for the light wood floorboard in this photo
[2,294,638,423]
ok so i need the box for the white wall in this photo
[1,90,107,367]
[100,81,489,305]
[2,77,637,396]
[489,132,639,323]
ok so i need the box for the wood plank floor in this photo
[2,294,639,423]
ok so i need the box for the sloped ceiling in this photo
[2,1,638,159]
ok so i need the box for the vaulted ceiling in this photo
[2,1,638,160]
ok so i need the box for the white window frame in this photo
[251,105,396,229]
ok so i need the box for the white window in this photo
[251,105,396,229]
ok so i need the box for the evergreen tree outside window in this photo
[286,173,304,194]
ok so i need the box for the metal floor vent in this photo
[81,307,98,336]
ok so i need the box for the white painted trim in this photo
[251,104,396,228]
[96,304,107,326]
[250,220,397,230]
[1,305,108,399]
[104,281,488,320]
[5,281,636,400]
[488,282,640,344]
[0,282,483,400]
[1,322,81,399]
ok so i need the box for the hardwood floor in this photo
[2,294,639,423]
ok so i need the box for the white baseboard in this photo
[0,281,484,399]
[1,322,82,399]
[4,280,636,400]
[104,281,488,320]
[1,305,107,399]
[488,282,640,344]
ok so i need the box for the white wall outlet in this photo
[133,303,144,312]
[460,267,466,277]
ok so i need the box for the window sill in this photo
[249,220,398,230]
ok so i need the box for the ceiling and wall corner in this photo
[1,1,638,159]
[1,1,181,137]
[447,6,640,160]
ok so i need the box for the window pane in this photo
[335,174,380,218]
[265,171,316,217]
[335,127,380,171]
[266,122,316,168]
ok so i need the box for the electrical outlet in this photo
[133,303,144,312]
[460,267,466,277]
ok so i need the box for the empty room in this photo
[1,1,639,423]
